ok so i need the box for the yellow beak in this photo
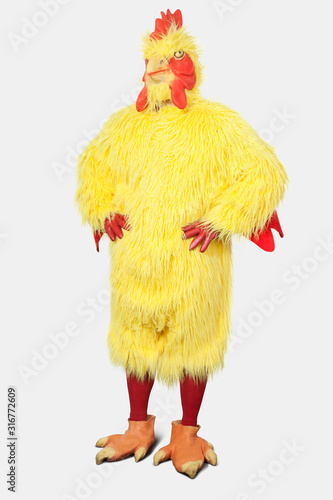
[146,56,173,84]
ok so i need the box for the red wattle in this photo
[136,84,148,112]
[170,78,188,109]
[136,62,149,112]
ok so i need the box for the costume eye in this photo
[174,50,185,59]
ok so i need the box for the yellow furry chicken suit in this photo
[75,20,288,386]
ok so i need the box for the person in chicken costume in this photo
[75,9,288,478]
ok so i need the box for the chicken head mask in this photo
[136,9,199,111]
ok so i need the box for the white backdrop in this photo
[1,0,332,498]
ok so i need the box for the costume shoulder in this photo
[194,99,265,146]
[97,103,142,143]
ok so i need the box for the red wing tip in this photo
[250,229,275,252]
[256,239,275,252]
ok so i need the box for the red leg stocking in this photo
[126,373,154,421]
[180,374,207,426]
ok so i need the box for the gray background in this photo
[1,0,332,498]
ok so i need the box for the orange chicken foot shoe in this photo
[153,420,217,478]
[95,415,155,464]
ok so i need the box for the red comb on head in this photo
[150,9,183,40]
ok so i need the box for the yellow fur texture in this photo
[75,27,288,386]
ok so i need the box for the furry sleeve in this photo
[75,122,119,233]
[200,108,288,242]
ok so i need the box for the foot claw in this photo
[181,460,203,479]
[205,448,217,465]
[96,447,115,465]
[153,450,166,465]
[95,437,108,448]
[134,447,146,462]
[95,416,155,464]
[155,421,216,477]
